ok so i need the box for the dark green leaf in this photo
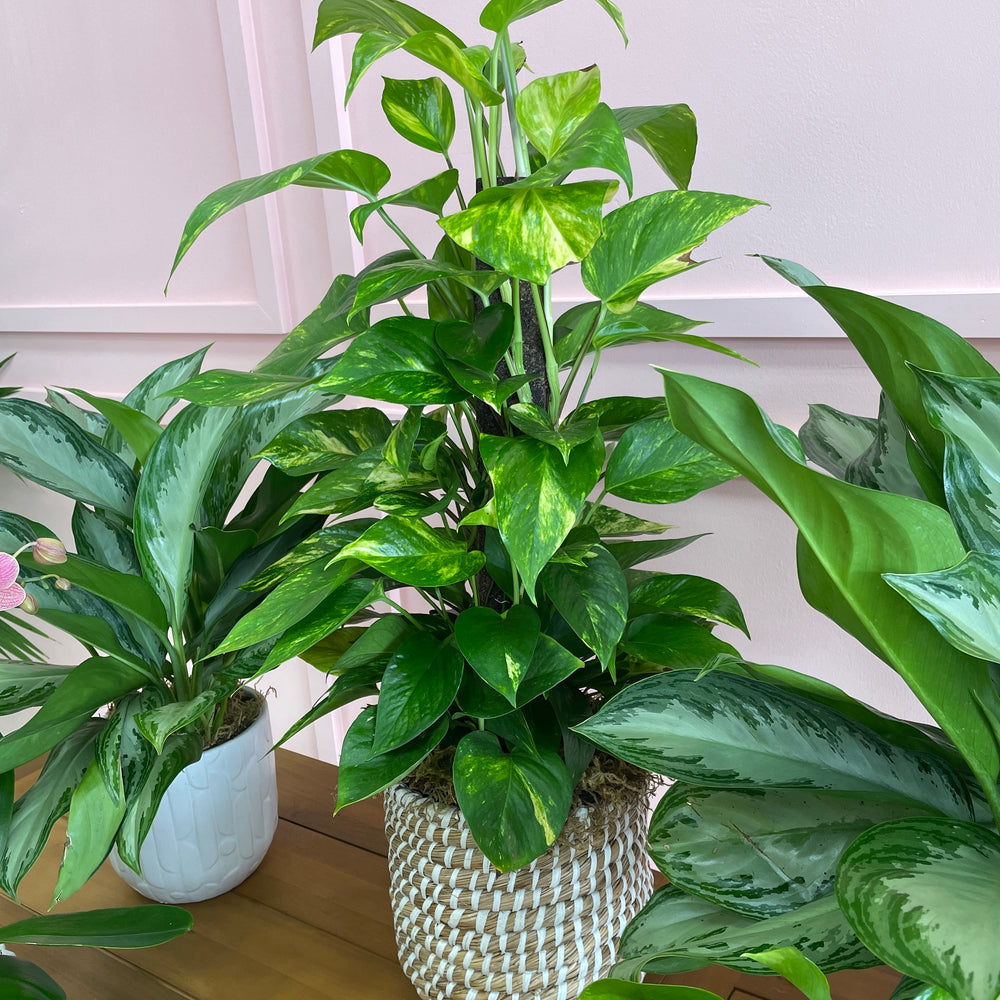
[454,604,540,704]
[628,574,749,635]
[381,76,454,154]
[0,905,192,948]
[0,957,64,1000]
[622,615,739,669]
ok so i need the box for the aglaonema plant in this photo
[578,257,1000,1000]
[0,346,340,904]
[163,0,762,872]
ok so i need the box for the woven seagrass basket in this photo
[384,777,653,1000]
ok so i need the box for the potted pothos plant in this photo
[0,344,341,904]
[577,258,1000,1000]
[162,0,760,994]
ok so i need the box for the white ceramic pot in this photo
[110,698,278,904]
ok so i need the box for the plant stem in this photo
[530,283,561,420]
[497,30,530,178]
[558,303,607,418]
[381,597,425,630]
[486,40,503,186]
[465,94,488,185]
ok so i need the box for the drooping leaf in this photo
[628,574,749,635]
[453,729,573,871]
[614,104,698,189]
[837,818,1000,1000]
[58,388,162,465]
[574,671,975,820]
[440,181,617,285]
[349,168,459,243]
[582,191,761,313]
[479,0,627,44]
[335,705,447,811]
[372,633,463,753]
[349,256,505,313]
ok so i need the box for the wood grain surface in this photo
[4,751,901,999]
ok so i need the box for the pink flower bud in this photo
[19,594,38,614]
[33,538,67,565]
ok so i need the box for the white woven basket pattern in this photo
[384,783,653,1000]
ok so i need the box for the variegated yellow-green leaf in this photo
[480,432,604,600]
[517,67,601,160]
[133,404,239,629]
[315,0,464,47]
[479,0,627,44]
[658,368,1000,812]
[334,515,484,586]
[628,574,748,635]
[741,948,832,1000]
[440,181,617,286]
[349,257,505,315]
[837,818,1000,1000]
[164,369,315,407]
[582,191,761,312]
[349,168,458,242]
[614,104,697,190]
[453,730,573,872]
[381,76,455,153]
[454,603,540,704]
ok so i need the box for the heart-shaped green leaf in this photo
[506,403,599,463]
[257,408,392,476]
[381,75,455,153]
[435,303,514,372]
[372,633,463,753]
[454,603,540,704]
[349,168,459,243]
[837,818,1000,1000]
[614,104,698,190]
[453,730,573,871]
[517,67,601,160]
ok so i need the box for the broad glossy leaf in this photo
[319,316,465,404]
[650,783,932,918]
[799,404,878,478]
[349,256,504,313]
[260,578,383,670]
[606,414,738,504]
[170,150,391,278]
[837,818,1000,1000]
[434,303,514,372]
[45,388,108,438]
[621,615,739,670]
[0,658,148,772]
[516,67,601,160]
[628,574,748,635]
[164,370,314,407]
[0,399,136,518]
[540,541,627,669]
[0,662,73,714]
[345,30,407,102]
[913,366,1000,553]
[258,408,391,477]
[481,433,604,600]
[479,0,627,43]
[582,503,673,537]
[71,505,139,576]
[326,615,413,674]
[569,396,668,434]
[885,552,1000,663]
[1,721,100,896]
[891,979,958,1000]
[135,690,224,754]
[335,705,447,811]
[579,983,723,1000]
[454,603,540,704]
[59,388,162,464]
[349,168,459,243]
[335,515,483,586]
[741,948,832,1000]
[0,957,63,999]
[314,0,463,48]
[441,361,532,410]
[583,191,761,313]
[372,633,463,752]
[440,181,617,285]
[607,535,705,568]
[453,730,573,871]
[506,403,599,463]
[133,404,239,627]
[0,906,192,948]
[575,671,974,819]
[658,369,1000,808]
[614,884,874,978]
[614,104,697,189]
[115,728,202,874]
[211,557,360,655]
[53,758,126,903]
[381,76,455,153]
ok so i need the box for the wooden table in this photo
[7,751,900,999]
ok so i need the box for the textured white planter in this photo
[110,698,278,904]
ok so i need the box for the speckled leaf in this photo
[479,0,627,44]
[481,433,604,600]
[0,662,73,715]
[614,104,697,189]
[136,690,226,754]
[517,67,601,160]
[0,399,136,518]
[170,150,391,279]
[440,181,617,285]
[582,504,673,538]
[574,671,974,819]
[453,730,573,872]
[372,633,463,753]
[650,783,932,918]
[349,168,458,242]
[540,541,627,669]
[454,603,540,704]
[381,76,455,153]
[799,404,878,478]
[606,414,738,505]
[583,192,760,313]
[71,505,140,576]
[658,369,1000,811]
[335,706,448,811]
[59,388,162,465]
[164,370,314,407]
[349,257,505,314]
[837,818,1000,1000]
[335,515,483,586]
[912,366,1000,554]
[506,403,599,463]
[133,404,239,628]
[628,574,748,635]
[614,884,875,978]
